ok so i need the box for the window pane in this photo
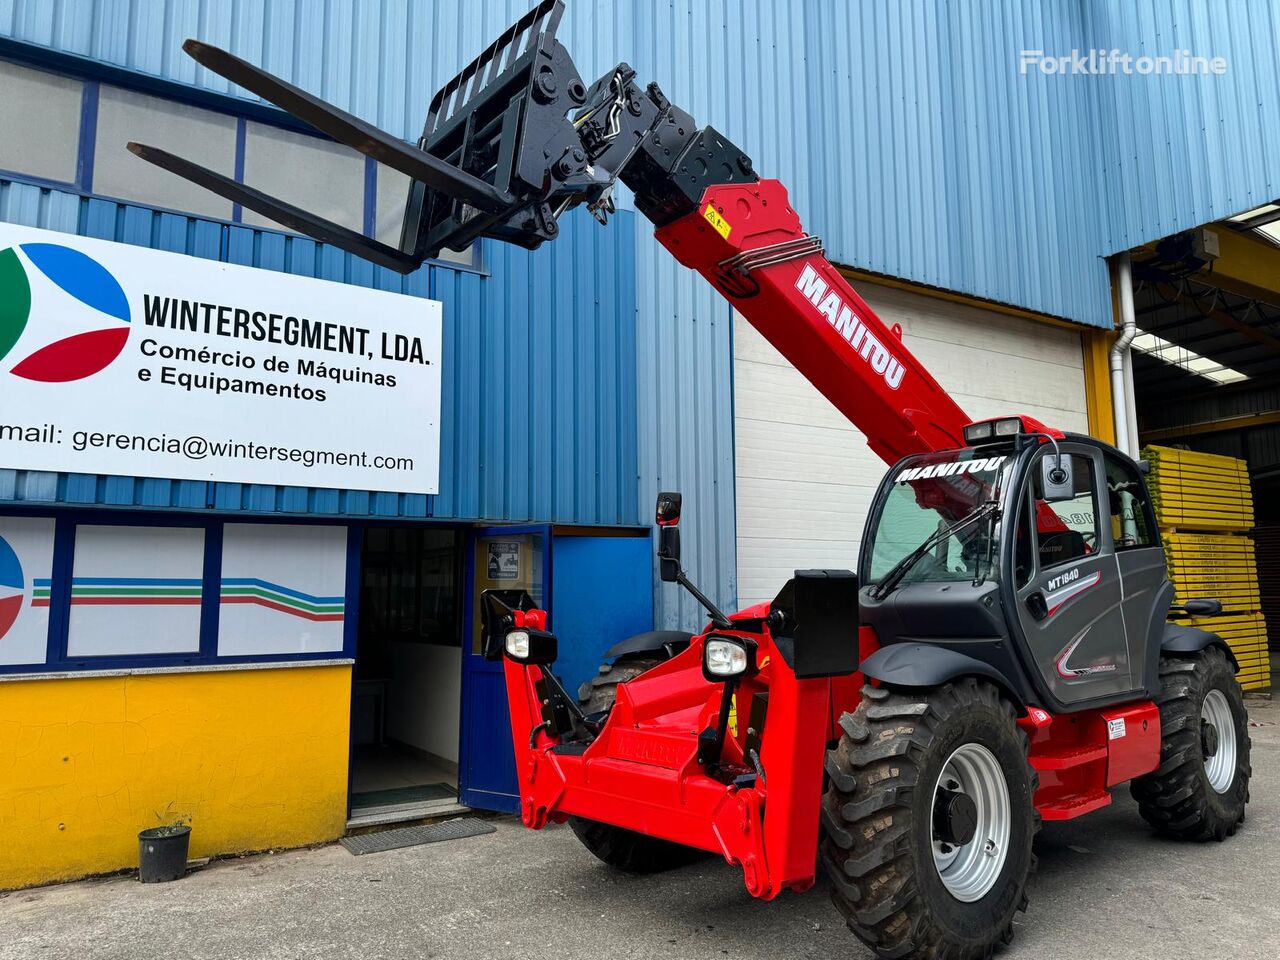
[375,165,475,267]
[1012,492,1035,588]
[66,525,204,657]
[0,515,56,666]
[1105,455,1155,550]
[418,530,457,645]
[242,122,364,234]
[94,86,237,218]
[217,523,347,656]
[471,534,542,655]
[865,450,1010,585]
[0,61,82,184]
[1033,453,1098,569]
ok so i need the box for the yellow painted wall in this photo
[0,663,351,889]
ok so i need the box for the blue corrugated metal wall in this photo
[1085,0,1280,254]
[0,177,639,526]
[8,0,1279,333]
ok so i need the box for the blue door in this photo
[457,526,655,811]
[458,525,550,812]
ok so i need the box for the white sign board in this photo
[0,224,442,493]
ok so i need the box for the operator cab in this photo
[859,416,1169,714]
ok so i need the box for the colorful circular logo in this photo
[0,535,23,641]
[0,242,130,382]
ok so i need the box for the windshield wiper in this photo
[870,500,1000,601]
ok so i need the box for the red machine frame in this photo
[501,180,1163,900]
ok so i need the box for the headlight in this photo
[503,627,558,665]
[505,629,531,659]
[702,636,755,681]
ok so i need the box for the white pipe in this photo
[1121,345,1140,455]
[1110,253,1138,456]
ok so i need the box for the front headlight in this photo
[505,629,531,659]
[703,636,755,681]
[502,626,558,665]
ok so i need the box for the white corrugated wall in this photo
[734,282,1089,609]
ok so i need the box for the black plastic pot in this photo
[137,825,191,883]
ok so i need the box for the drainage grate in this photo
[340,818,496,855]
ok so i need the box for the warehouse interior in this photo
[351,526,464,823]
[1129,215,1280,691]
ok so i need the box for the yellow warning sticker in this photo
[727,693,739,738]
[702,203,731,239]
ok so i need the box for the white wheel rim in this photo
[1201,689,1237,794]
[932,743,1011,902]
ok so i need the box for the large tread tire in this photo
[577,656,662,715]
[567,816,707,873]
[569,653,705,873]
[1131,646,1251,841]
[821,680,1038,960]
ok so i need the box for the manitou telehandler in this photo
[131,3,1253,956]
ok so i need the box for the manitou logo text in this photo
[895,456,1007,483]
[795,264,905,390]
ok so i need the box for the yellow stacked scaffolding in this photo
[1144,446,1270,691]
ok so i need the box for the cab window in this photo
[1104,454,1155,550]
[1012,490,1036,587]
[1031,452,1099,569]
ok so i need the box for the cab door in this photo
[1011,445,1139,707]
[1102,450,1171,694]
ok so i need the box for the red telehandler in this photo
[131,3,1252,956]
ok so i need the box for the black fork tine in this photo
[126,142,421,274]
[181,39,512,214]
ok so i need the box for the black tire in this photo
[1131,646,1251,841]
[569,653,705,873]
[821,680,1038,960]
[576,656,662,714]
[567,816,707,873]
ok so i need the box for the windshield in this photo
[864,449,1013,586]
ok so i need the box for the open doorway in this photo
[350,525,463,822]
[1128,217,1280,692]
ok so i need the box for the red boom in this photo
[657,179,970,464]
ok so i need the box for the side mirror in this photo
[1041,453,1075,502]
[1176,598,1223,617]
[656,491,682,583]
[656,491,682,526]
[658,526,681,583]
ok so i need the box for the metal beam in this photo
[1162,283,1280,359]
[1140,410,1280,441]
[1200,226,1280,304]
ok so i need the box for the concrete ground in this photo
[3,697,1278,960]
